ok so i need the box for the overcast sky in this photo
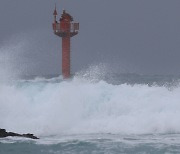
[0,0,180,76]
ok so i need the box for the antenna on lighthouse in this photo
[53,3,57,22]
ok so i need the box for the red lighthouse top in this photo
[52,8,79,37]
[60,10,73,22]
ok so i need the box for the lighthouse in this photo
[52,6,79,79]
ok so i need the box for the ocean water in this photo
[1,73,180,154]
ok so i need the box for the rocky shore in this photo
[0,129,39,139]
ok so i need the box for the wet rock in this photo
[0,129,39,139]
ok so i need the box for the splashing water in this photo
[0,74,180,137]
[1,39,180,153]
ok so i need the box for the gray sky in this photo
[0,0,180,76]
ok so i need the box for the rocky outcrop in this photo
[0,129,39,139]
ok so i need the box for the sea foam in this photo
[0,76,180,136]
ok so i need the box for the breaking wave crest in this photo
[0,76,180,136]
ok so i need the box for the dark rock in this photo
[22,133,39,139]
[0,129,39,139]
[0,129,7,137]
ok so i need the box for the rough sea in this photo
[1,71,180,154]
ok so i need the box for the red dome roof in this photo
[60,10,73,21]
